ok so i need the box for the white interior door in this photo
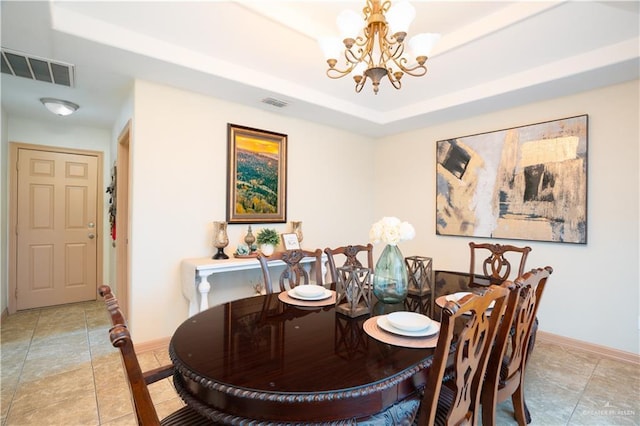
[16,148,99,310]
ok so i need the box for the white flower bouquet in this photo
[369,217,415,246]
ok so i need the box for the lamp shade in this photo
[337,9,362,40]
[386,0,415,35]
[40,98,79,116]
[318,37,343,60]
[408,33,441,58]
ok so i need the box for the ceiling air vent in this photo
[261,97,288,108]
[1,47,75,87]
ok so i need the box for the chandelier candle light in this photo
[369,217,415,303]
[319,0,440,94]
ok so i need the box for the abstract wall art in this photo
[436,115,588,244]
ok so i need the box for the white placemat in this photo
[363,316,440,348]
[278,289,336,307]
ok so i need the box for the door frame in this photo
[8,142,104,314]
[116,121,131,317]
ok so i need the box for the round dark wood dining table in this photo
[169,270,490,424]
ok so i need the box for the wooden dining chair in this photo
[99,285,213,426]
[481,266,553,426]
[469,242,532,283]
[256,248,324,294]
[324,243,374,284]
[415,284,511,425]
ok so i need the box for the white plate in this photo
[386,311,432,332]
[292,285,326,298]
[287,288,332,301]
[445,291,495,309]
[445,291,472,302]
[377,315,439,337]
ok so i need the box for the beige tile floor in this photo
[1,301,638,425]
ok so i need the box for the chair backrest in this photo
[417,284,511,425]
[469,242,532,282]
[324,244,374,285]
[257,249,324,294]
[99,285,163,426]
[482,266,553,426]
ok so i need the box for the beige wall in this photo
[2,79,638,354]
[127,80,375,341]
[374,80,639,354]
[107,91,134,300]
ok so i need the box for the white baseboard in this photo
[537,330,639,365]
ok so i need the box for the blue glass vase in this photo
[373,244,408,304]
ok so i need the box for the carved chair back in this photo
[482,266,553,426]
[99,285,212,426]
[417,284,511,425]
[469,242,532,283]
[324,244,374,285]
[257,249,324,294]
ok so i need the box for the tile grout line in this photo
[565,350,602,425]
[3,310,40,426]
[85,306,104,425]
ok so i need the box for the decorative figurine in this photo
[291,221,303,243]
[244,225,256,252]
[212,221,229,259]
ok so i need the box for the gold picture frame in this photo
[227,124,287,224]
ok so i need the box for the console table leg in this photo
[188,298,198,317]
[197,271,213,313]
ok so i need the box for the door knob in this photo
[88,233,95,239]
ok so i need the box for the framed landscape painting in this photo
[436,115,588,244]
[227,124,287,224]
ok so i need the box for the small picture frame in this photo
[281,233,300,250]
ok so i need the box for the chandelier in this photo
[319,0,440,95]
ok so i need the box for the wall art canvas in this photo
[436,115,588,244]
[227,124,287,224]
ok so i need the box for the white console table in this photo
[181,255,327,316]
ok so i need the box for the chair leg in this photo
[481,388,498,426]
[512,384,531,425]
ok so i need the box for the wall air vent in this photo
[1,47,75,87]
[261,97,288,108]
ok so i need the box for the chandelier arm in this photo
[386,71,402,90]
[363,0,374,18]
[391,57,427,77]
[343,33,374,66]
[327,65,356,79]
[378,26,413,74]
[355,73,368,93]
[361,26,377,67]
[385,40,404,61]
[374,21,392,64]
[344,47,364,65]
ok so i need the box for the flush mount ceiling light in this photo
[40,97,79,116]
[319,0,440,95]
